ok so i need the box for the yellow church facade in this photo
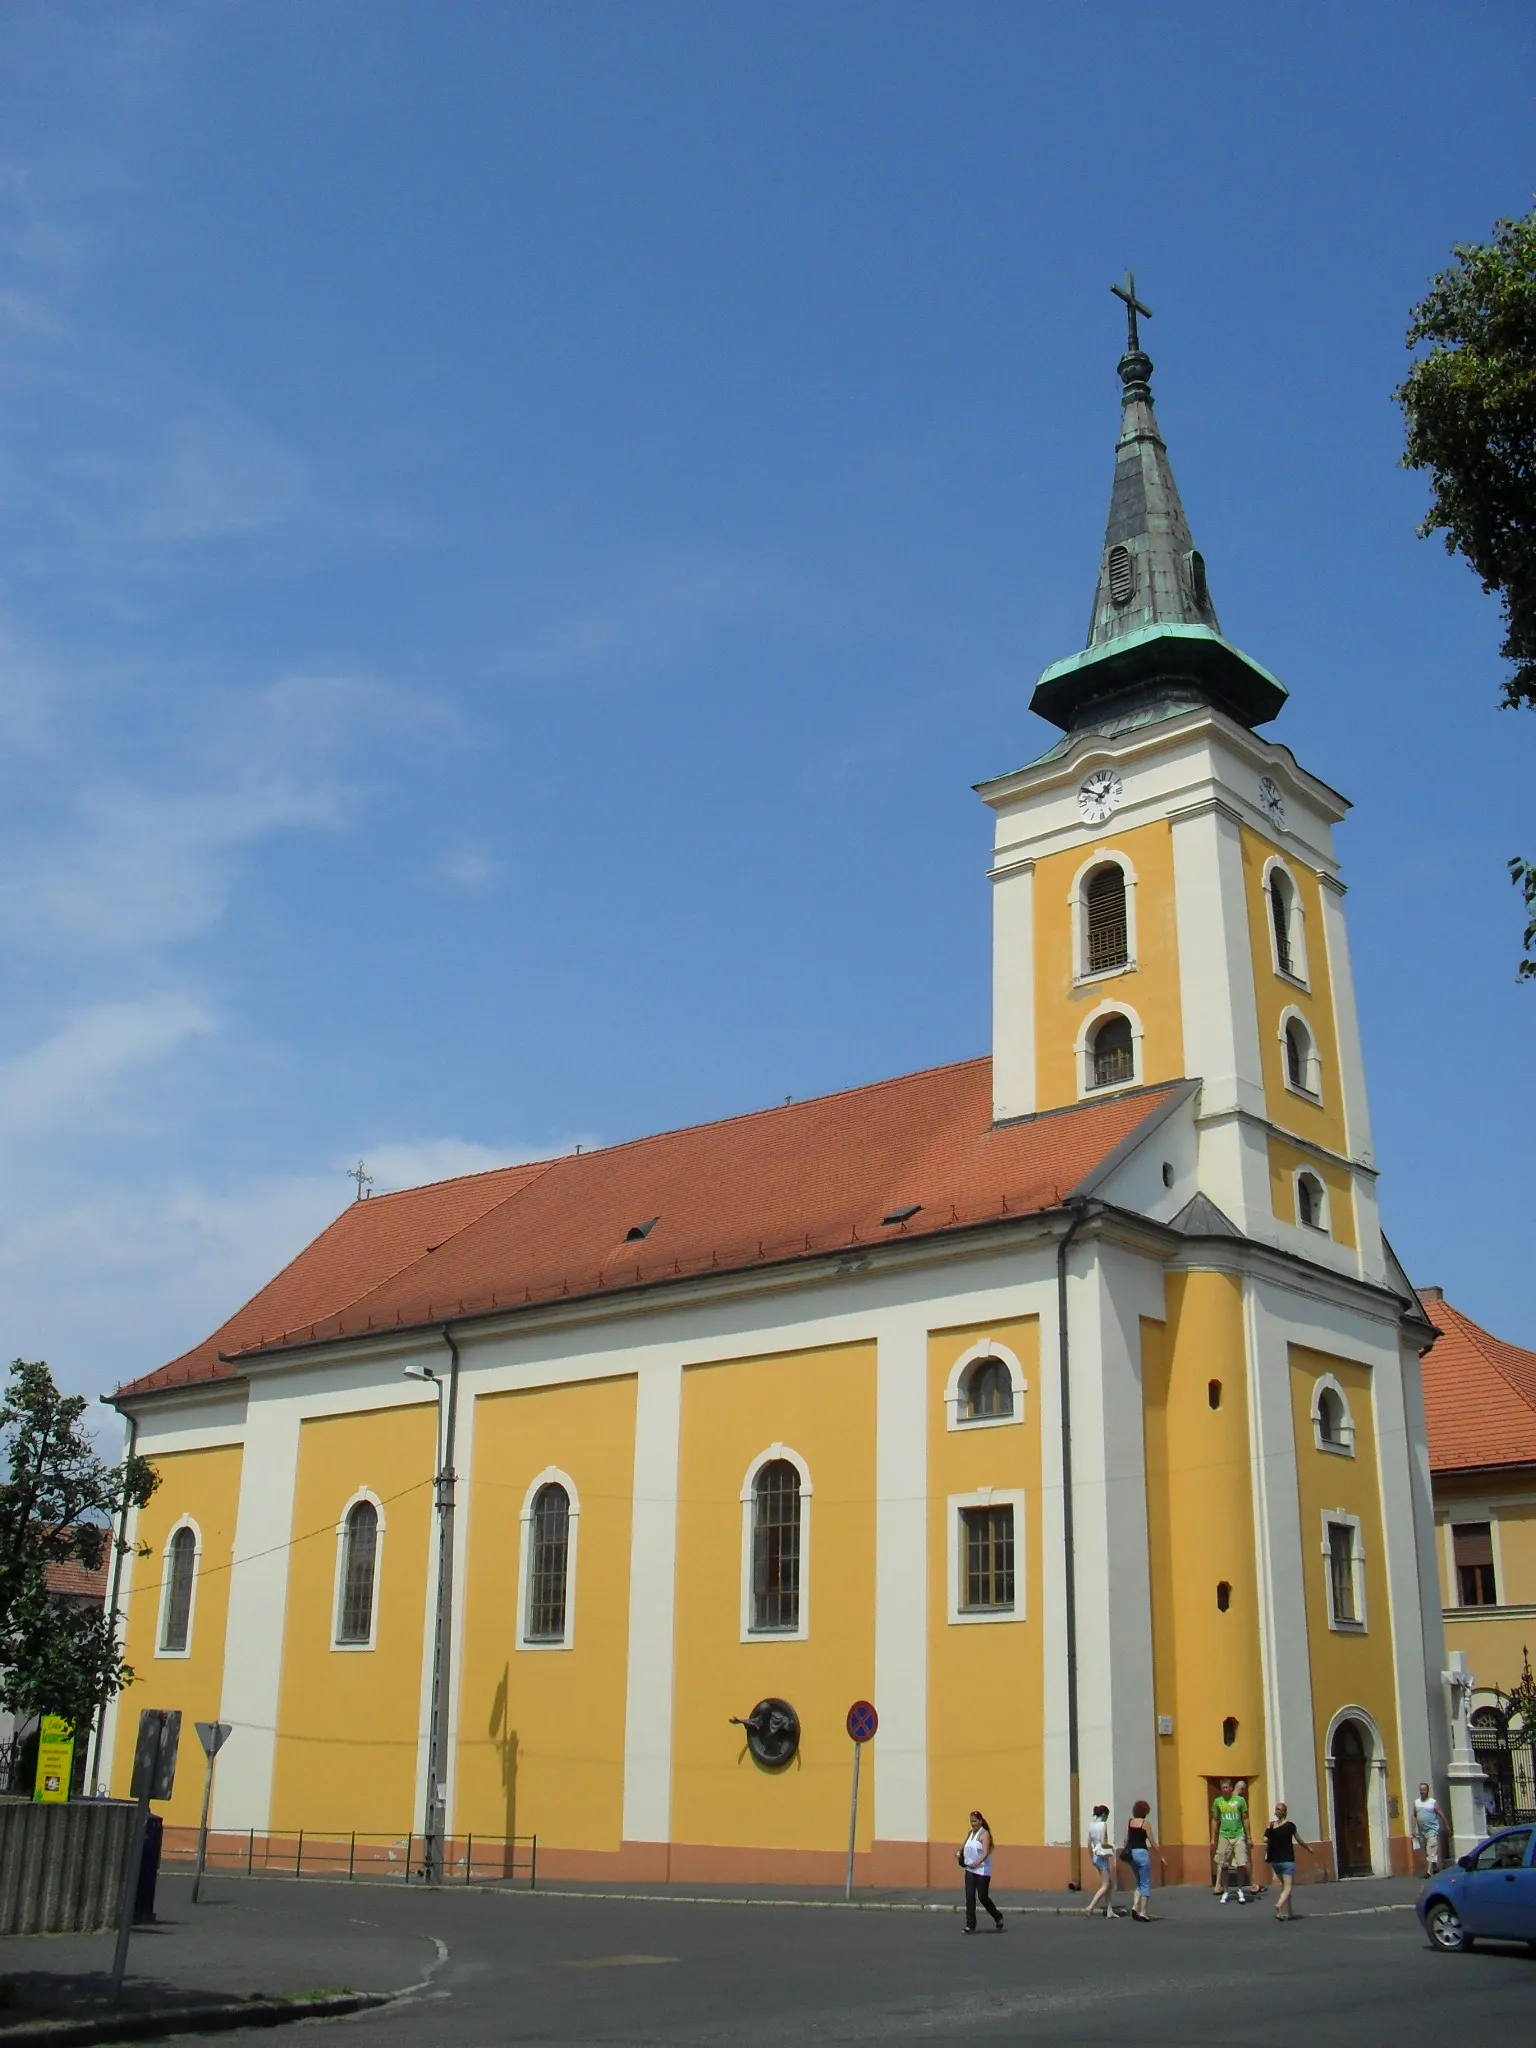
[98,314,1448,1888]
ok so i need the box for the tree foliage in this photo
[1397,205,1536,977]
[0,1360,157,1732]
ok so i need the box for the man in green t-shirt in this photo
[1210,1779,1250,1901]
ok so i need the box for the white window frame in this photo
[944,1340,1028,1433]
[155,1516,202,1660]
[1310,1373,1355,1456]
[1075,999,1144,1100]
[1261,855,1310,987]
[1444,1511,1506,1611]
[1294,1168,1330,1236]
[740,1444,812,1644]
[947,1488,1026,1626]
[331,1487,386,1653]
[1279,1006,1322,1103]
[1069,849,1139,987]
[1322,1509,1367,1631]
[516,1466,580,1652]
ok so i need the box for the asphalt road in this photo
[40,1873,1536,2047]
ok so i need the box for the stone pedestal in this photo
[1443,1652,1487,1860]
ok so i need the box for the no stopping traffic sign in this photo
[846,1700,878,1744]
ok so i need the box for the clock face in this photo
[1077,768,1123,826]
[1259,776,1286,828]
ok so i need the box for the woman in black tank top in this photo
[1122,1800,1164,1921]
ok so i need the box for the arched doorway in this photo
[1331,1719,1372,1876]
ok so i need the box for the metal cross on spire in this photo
[348,1158,373,1202]
[1110,271,1152,354]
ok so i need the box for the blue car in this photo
[1419,1824,1536,1952]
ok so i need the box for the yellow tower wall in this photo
[1265,1133,1357,1248]
[454,1374,637,1878]
[110,1444,244,1828]
[1287,1345,1407,1870]
[269,1404,436,1845]
[1031,818,1185,1113]
[670,1341,876,1884]
[1141,1275,1265,1881]
[1240,827,1349,1157]
[925,1318,1044,1884]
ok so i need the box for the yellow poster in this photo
[33,1716,74,1804]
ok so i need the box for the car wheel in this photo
[1424,1900,1469,1953]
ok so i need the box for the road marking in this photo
[554,1954,681,1969]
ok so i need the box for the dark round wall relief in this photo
[730,1698,801,1770]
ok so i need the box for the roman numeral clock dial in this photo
[1077,768,1123,826]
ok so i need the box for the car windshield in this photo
[1473,1828,1532,1871]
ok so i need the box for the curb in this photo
[0,1988,395,2048]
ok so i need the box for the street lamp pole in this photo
[405,1327,461,1884]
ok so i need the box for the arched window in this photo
[1284,1015,1318,1096]
[1083,865,1128,975]
[962,1357,1014,1422]
[1310,1374,1355,1455]
[1091,1013,1135,1090]
[335,1499,379,1647]
[1296,1170,1327,1232]
[525,1482,571,1642]
[1317,1386,1346,1445]
[159,1525,197,1654]
[1269,869,1295,977]
[751,1459,801,1633]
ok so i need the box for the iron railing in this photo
[156,1827,538,1887]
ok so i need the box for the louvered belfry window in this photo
[1327,1522,1357,1624]
[1107,543,1135,607]
[161,1526,196,1653]
[336,1500,379,1645]
[1084,865,1128,973]
[751,1459,801,1632]
[526,1482,571,1641]
[1270,872,1294,976]
[961,1504,1015,1611]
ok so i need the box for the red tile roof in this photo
[1418,1288,1536,1474]
[45,1556,109,1602]
[115,1059,1184,1402]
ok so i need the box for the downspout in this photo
[422,1326,461,1881]
[89,1407,138,1795]
[1057,1199,1091,1892]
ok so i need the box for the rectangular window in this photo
[961,1505,1015,1612]
[1453,1523,1498,1607]
[1327,1521,1358,1625]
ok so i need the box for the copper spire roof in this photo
[112,1060,1187,1402]
[1030,279,1287,734]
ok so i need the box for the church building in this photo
[98,297,1449,1888]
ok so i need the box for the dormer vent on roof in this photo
[624,1217,659,1242]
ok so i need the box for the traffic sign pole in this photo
[843,1701,877,1901]
[190,1722,232,1905]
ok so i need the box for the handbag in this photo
[1117,1844,1135,1866]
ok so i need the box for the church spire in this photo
[1030,278,1286,735]
[1086,275,1220,650]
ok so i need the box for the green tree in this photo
[0,1360,157,1737]
[1396,204,1536,977]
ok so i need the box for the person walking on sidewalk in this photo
[1122,1800,1164,1922]
[1412,1783,1450,1874]
[959,1811,1005,1934]
[1263,1802,1314,1920]
[1083,1803,1117,1918]
[1210,1778,1250,1902]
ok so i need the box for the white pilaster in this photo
[620,1356,683,1844]
[1037,1256,1071,1845]
[990,856,1036,1122]
[213,1389,302,1830]
[872,1316,928,1846]
[1170,801,1266,1124]
[1244,1279,1320,1835]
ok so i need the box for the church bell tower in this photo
[979,279,1385,1286]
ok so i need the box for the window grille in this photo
[1091,1014,1134,1089]
[964,1358,1014,1421]
[1454,1523,1498,1608]
[526,1483,571,1640]
[336,1500,379,1645]
[960,1504,1015,1611]
[161,1526,196,1653]
[1327,1522,1357,1624]
[1269,872,1294,976]
[1084,866,1128,973]
[751,1460,801,1632]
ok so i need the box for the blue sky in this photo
[2,2,1533,1415]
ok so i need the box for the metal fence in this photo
[157,1828,538,1887]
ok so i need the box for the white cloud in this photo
[360,1136,554,1193]
[0,994,213,1136]
[433,843,503,895]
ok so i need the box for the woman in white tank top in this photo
[960,1810,1004,1932]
